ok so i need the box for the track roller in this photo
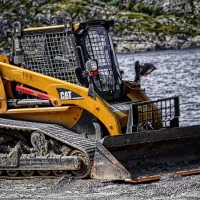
[21,170,34,177]
[52,170,67,177]
[37,170,51,176]
[69,150,91,178]
[6,170,19,177]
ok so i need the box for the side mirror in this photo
[134,61,156,82]
[140,63,156,76]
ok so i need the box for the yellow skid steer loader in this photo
[0,13,199,183]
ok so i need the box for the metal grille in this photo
[131,97,180,132]
[20,27,79,83]
[85,26,120,93]
[85,27,111,68]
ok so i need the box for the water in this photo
[117,48,200,127]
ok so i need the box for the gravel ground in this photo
[0,174,200,200]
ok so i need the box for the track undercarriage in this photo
[1,119,200,183]
[0,118,96,178]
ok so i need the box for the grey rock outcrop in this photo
[139,0,199,15]
[114,33,200,53]
[0,0,199,54]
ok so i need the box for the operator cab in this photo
[9,17,124,102]
[74,20,123,102]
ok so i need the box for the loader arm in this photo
[0,56,121,135]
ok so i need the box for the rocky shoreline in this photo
[114,33,200,53]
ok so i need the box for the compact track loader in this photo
[0,13,200,183]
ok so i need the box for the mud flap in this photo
[90,142,131,180]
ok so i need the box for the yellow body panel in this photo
[0,55,9,63]
[0,59,122,135]
[0,56,152,135]
[0,55,8,113]
[23,23,80,31]
[4,106,83,129]
[0,76,7,113]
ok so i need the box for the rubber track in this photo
[0,117,96,176]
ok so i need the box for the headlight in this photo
[90,60,98,71]
[86,59,99,76]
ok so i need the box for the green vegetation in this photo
[125,2,162,18]
[0,0,199,51]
